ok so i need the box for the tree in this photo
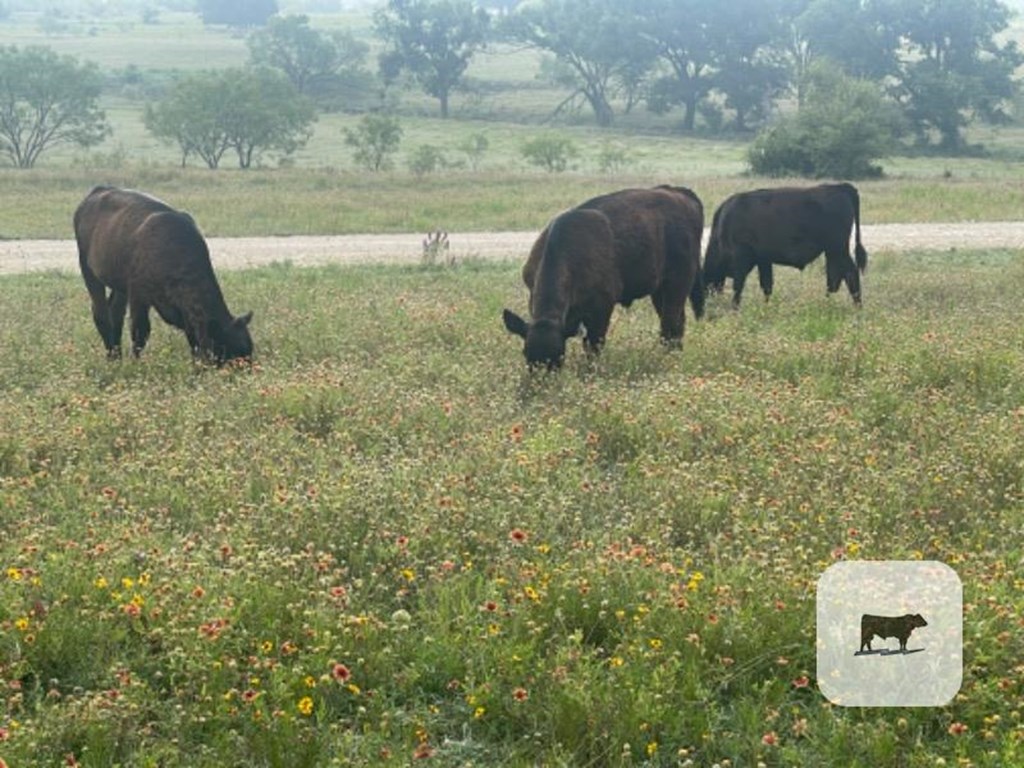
[892,0,1022,150]
[343,114,403,171]
[789,0,903,84]
[0,45,110,168]
[709,0,789,131]
[144,74,230,168]
[145,68,315,169]
[632,0,717,132]
[374,0,491,118]
[247,14,370,97]
[507,0,655,127]
[198,0,277,27]
[220,68,317,169]
[748,61,903,178]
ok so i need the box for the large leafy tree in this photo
[145,68,315,169]
[893,0,1022,150]
[373,0,491,119]
[144,74,229,168]
[635,0,787,132]
[507,0,654,127]
[247,14,370,96]
[788,0,903,85]
[0,45,110,168]
[635,0,717,131]
[709,0,790,131]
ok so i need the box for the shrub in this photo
[457,132,489,171]
[408,144,446,177]
[596,141,631,174]
[748,61,902,179]
[343,114,403,172]
[521,135,578,173]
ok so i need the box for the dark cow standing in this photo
[860,613,928,653]
[75,186,253,364]
[704,182,868,306]
[503,186,704,369]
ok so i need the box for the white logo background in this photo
[817,560,962,707]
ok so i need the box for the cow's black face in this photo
[502,310,565,370]
[702,259,727,293]
[524,321,566,370]
[213,311,254,365]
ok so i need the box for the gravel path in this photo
[2,222,1022,276]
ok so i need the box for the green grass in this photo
[1,250,1023,766]
[2,163,1024,240]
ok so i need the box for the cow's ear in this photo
[238,311,253,327]
[503,309,528,339]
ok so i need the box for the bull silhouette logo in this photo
[856,613,927,656]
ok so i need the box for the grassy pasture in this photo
[2,250,1024,766]
[2,162,1024,241]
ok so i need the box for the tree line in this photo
[0,0,1020,175]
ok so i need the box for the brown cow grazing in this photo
[74,186,253,364]
[859,613,928,653]
[704,182,868,307]
[502,186,704,369]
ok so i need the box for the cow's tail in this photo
[846,182,868,273]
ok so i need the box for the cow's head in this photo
[502,310,566,370]
[702,240,728,294]
[909,613,928,628]
[211,311,254,365]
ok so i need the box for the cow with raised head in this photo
[74,186,253,365]
[704,182,868,307]
[502,186,704,369]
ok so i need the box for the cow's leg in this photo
[757,260,774,301]
[129,299,152,358]
[107,290,129,359]
[582,310,613,356]
[81,264,121,358]
[826,251,862,305]
[185,326,202,359]
[652,290,686,349]
[731,254,756,308]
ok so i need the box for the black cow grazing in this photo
[704,182,868,307]
[859,613,928,653]
[502,186,704,369]
[75,186,253,364]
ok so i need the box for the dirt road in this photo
[2,222,1022,276]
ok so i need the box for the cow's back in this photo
[719,185,855,265]
[75,186,214,297]
[75,187,178,290]
[577,187,702,302]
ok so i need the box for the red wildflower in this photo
[792,675,810,689]
[512,687,529,702]
[509,528,528,544]
[948,722,969,736]
[331,663,352,683]
[761,731,778,746]
[413,744,435,760]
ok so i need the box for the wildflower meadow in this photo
[1,249,1023,766]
